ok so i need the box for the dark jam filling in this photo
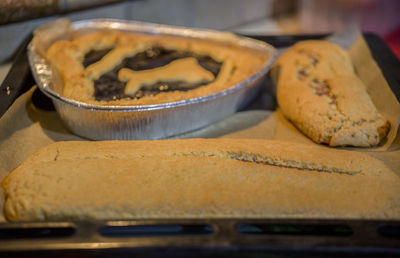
[82,47,222,101]
[83,48,113,68]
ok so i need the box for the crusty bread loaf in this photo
[271,40,390,147]
[3,139,400,221]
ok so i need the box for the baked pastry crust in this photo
[3,139,400,221]
[271,40,390,147]
[46,30,269,105]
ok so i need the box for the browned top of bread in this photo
[3,139,400,221]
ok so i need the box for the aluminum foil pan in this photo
[28,19,277,140]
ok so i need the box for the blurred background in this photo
[1,0,399,80]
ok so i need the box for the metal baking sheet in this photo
[0,218,399,256]
[1,33,399,256]
[27,19,277,140]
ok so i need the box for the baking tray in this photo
[0,33,399,257]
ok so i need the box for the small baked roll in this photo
[271,40,389,147]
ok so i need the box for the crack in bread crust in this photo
[48,145,361,175]
[172,151,360,175]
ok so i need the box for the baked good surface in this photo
[271,40,390,147]
[3,139,400,221]
[45,30,269,106]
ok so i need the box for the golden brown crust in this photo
[3,139,400,221]
[120,57,215,95]
[272,40,390,147]
[46,30,269,105]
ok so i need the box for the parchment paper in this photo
[0,28,399,221]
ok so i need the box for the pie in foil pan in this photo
[28,18,277,140]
